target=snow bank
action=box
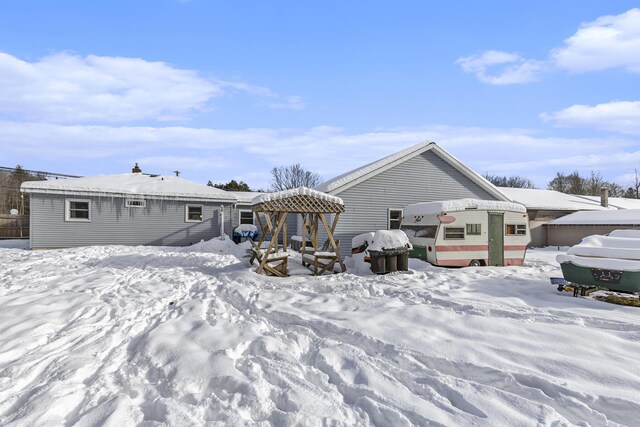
[368,230,413,251]
[252,187,343,206]
[1,245,640,426]
[404,198,526,217]
[0,239,29,250]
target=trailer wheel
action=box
[469,259,482,267]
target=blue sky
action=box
[1,1,639,190]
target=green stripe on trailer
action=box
[410,246,427,261]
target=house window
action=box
[185,204,203,222]
[125,199,146,208]
[239,209,254,225]
[388,209,403,230]
[444,227,465,239]
[505,224,527,235]
[466,224,481,235]
[65,199,91,222]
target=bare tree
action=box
[483,173,536,188]
[270,164,321,191]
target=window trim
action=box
[466,223,481,235]
[444,227,465,240]
[238,209,254,225]
[65,198,91,222]
[388,208,403,230]
[125,199,146,208]
[505,223,527,236]
[185,204,204,223]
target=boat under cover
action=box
[556,230,640,293]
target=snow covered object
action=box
[401,199,529,267]
[557,231,640,293]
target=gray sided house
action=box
[313,142,510,256]
[497,187,640,247]
[21,172,239,249]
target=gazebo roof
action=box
[251,187,345,213]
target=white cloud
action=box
[552,8,640,73]
[457,8,640,84]
[2,121,638,189]
[0,51,305,123]
[268,95,306,110]
[455,50,545,85]
[541,101,640,134]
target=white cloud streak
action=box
[457,8,640,84]
[455,51,546,85]
[2,121,637,189]
[0,51,305,123]
[541,101,640,135]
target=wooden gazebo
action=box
[250,187,346,276]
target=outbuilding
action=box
[546,210,640,246]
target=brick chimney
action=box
[132,163,142,173]
[600,187,609,208]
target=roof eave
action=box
[321,141,436,195]
[20,187,238,203]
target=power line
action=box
[0,166,81,179]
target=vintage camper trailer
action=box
[400,199,530,267]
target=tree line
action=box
[484,169,640,198]
[209,163,321,192]
[0,166,47,215]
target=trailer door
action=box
[488,212,504,266]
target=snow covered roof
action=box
[548,210,640,225]
[576,195,640,210]
[498,187,613,211]
[228,191,268,204]
[252,187,343,206]
[20,173,237,202]
[315,142,508,201]
[404,198,527,217]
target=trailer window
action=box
[505,224,527,235]
[401,225,438,238]
[466,224,481,235]
[444,227,465,240]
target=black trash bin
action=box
[368,250,386,274]
[369,247,410,274]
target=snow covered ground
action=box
[1,241,639,426]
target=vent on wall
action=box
[125,199,146,208]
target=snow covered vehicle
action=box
[400,199,530,267]
[556,230,640,293]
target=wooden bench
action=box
[249,241,289,277]
[302,239,342,275]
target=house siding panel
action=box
[30,194,223,248]
[332,150,498,256]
